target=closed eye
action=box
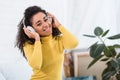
[44,16,49,22]
[35,20,42,27]
[37,23,42,26]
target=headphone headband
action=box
[22,17,26,28]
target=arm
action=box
[23,41,42,70]
[23,27,42,69]
[58,25,79,49]
[47,12,79,49]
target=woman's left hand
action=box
[47,12,61,28]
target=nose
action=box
[42,22,48,29]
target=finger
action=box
[23,28,32,38]
[47,12,56,24]
[26,28,38,38]
[47,12,55,18]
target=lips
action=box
[43,26,50,32]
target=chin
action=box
[42,32,52,37]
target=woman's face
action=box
[31,12,52,37]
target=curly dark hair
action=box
[15,6,61,58]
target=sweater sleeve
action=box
[23,41,42,70]
[58,25,79,49]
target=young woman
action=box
[16,6,78,80]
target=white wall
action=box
[67,0,120,48]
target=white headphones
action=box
[23,18,35,32]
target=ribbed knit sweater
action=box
[23,25,78,80]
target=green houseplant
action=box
[83,27,120,80]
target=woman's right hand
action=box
[23,27,40,41]
[47,12,61,28]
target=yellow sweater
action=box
[23,25,78,80]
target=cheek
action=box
[35,28,43,33]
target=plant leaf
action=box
[116,58,120,67]
[102,30,109,37]
[116,53,120,58]
[116,74,120,80]
[94,27,103,36]
[113,44,120,48]
[83,34,96,38]
[102,70,116,80]
[107,34,120,40]
[90,43,105,58]
[101,57,110,61]
[102,68,110,80]
[109,46,117,57]
[103,46,116,57]
[102,63,116,80]
[87,55,104,69]
[110,59,119,71]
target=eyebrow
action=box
[35,16,47,25]
[35,20,41,25]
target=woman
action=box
[16,5,78,80]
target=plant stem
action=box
[98,36,105,45]
[98,36,114,57]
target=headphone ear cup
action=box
[27,26,35,32]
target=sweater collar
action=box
[40,35,53,43]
